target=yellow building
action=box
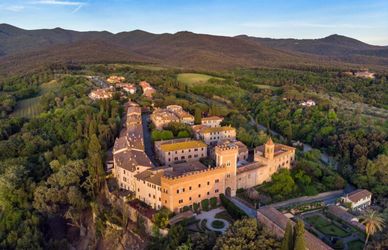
[154,138,207,165]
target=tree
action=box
[154,207,171,229]
[194,108,201,124]
[293,219,305,250]
[359,210,385,248]
[177,130,190,138]
[214,218,281,249]
[281,221,293,250]
[88,134,105,195]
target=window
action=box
[123,177,127,182]
[183,188,185,192]
[123,170,126,174]
[215,179,219,183]
[215,189,219,193]
[149,194,151,197]
[181,156,185,160]
[168,152,170,155]
[177,189,179,194]
[189,197,192,201]
[198,194,201,198]
[179,199,183,204]
[165,200,167,204]
[198,184,201,188]
[194,148,198,151]
[207,181,210,185]
[207,192,210,195]
[189,186,192,190]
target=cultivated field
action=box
[11,80,60,118]
[177,73,224,85]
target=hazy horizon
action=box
[2,22,387,47]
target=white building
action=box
[341,189,372,210]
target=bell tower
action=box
[264,137,275,160]
[215,143,238,197]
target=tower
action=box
[264,137,275,160]
[215,143,238,197]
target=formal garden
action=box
[301,212,365,250]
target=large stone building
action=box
[155,138,207,165]
[150,105,194,129]
[113,102,296,212]
[139,81,156,98]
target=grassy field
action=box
[255,84,281,91]
[305,215,349,237]
[177,73,224,85]
[11,80,60,118]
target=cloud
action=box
[31,0,86,13]
[0,5,25,12]
[32,0,85,6]
[242,21,373,29]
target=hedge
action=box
[210,197,218,209]
[219,194,247,220]
[201,199,210,211]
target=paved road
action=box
[227,196,257,218]
[141,113,158,166]
[195,207,230,233]
[270,190,345,209]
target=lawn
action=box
[305,215,349,237]
[11,80,60,118]
[347,240,364,250]
[211,220,225,229]
[255,84,281,91]
[177,73,224,85]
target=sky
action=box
[0,0,387,45]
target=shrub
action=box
[201,199,210,211]
[193,202,200,213]
[219,194,247,220]
[210,197,218,209]
[211,220,225,229]
[182,206,191,212]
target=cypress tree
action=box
[194,108,201,124]
[87,134,104,195]
[293,219,306,250]
[281,220,293,250]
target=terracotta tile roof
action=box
[346,189,372,203]
[237,162,266,174]
[115,149,153,172]
[134,169,164,186]
[163,161,208,178]
[159,140,207,152]
[327,205,365,231]
[201,116,223,121]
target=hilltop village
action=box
[89,75,377,250]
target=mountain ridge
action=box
[1,24,387,74]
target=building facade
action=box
[193,126,236,145]
[201,116,224,127]
[154,139,207,165]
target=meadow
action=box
[177,73,224,85]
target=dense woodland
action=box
[0,63,387,249]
